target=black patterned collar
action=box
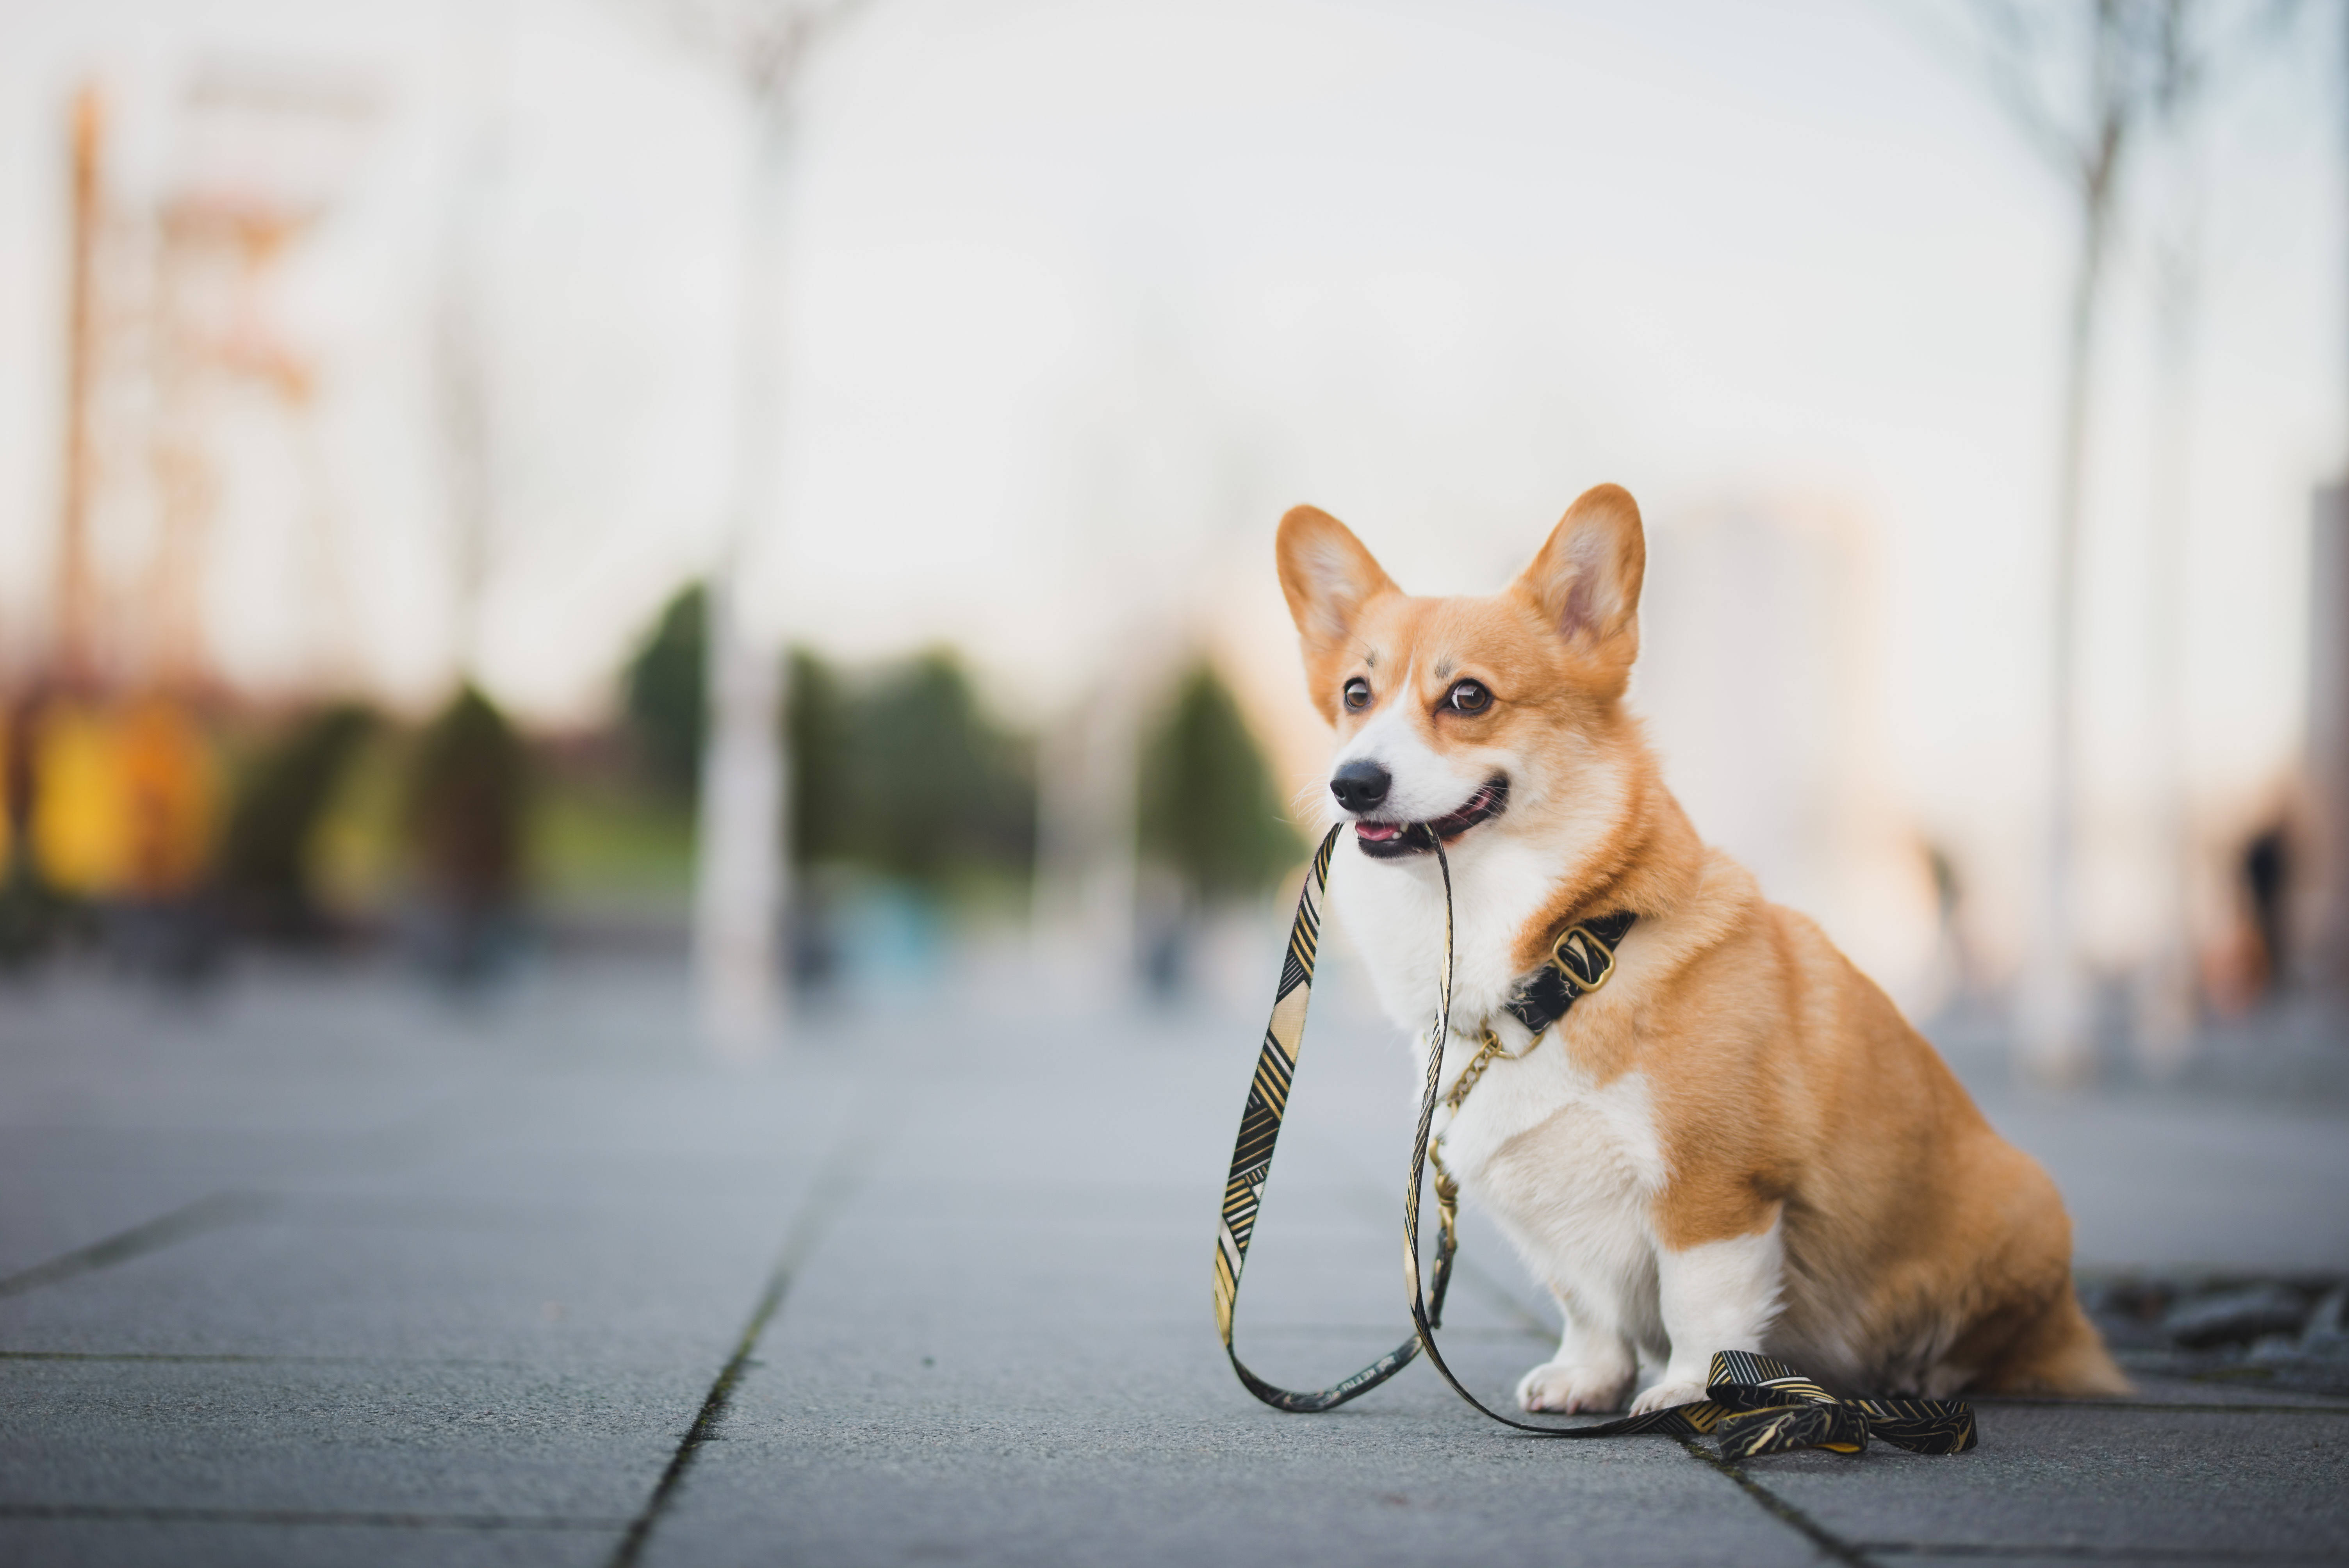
[1499,911,1637,1037]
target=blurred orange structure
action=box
[2,73,373,938]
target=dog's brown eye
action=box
[1342,678,1372,711]
[1447,679,1492,715]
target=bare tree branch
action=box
[651,0,874,108]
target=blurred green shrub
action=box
[621,585,1036,898]
[1138,661,1300,903]
[218,702,376,936]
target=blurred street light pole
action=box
[1964,0,2268,1082]
[442,3,512,690]
[665,0,865,1054]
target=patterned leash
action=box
[1214,824,1978,1458]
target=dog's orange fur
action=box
[1277,485,2127,1398]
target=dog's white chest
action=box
[1326,835,1558,1034]
[1436,1042,1668,1344]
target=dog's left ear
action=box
[1515,484,1645,692]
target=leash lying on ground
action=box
[1214,823,1978,1458]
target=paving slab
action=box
[1763,1401,2349,1562]
[0,1359,685,1517]
[0,1519,618,1568]
[1970,1091,2349,1272]
[3,958,2347,1567]
[0,1187,814,1364]
[638,1019,1807,1568]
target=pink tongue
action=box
[1355,822,1400,841]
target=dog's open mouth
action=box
[1353,775,1510,859]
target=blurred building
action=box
[1633,498,1941,1012]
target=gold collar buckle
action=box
[1549,923,1618,992]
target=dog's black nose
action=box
[1330,759,1392,814]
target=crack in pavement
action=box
[1676,1439,1878,1567]
[0,1502,629,1531]
[1346,1180,1897,1564]
[0,1193,272,1302]
[1861,1542,2345,1563]
[1349,1180,1884,1565]
[1971,1395,2349,1417]
[605,1119,880,1568]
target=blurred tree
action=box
[219,702,376,938]
[0,691,74,965]
[1138,661,1300,904]
[621,615,1035,896]
[832,650,1036,889]
[786,647,847,866]
[623,583,708,796]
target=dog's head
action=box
[1275,484,1645,860]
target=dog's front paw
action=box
[1515,1360,1635,1414]
[1628,1376,1709,1417]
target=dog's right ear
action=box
[1276,506,1397,663]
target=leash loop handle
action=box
[1214,826,1453,1412]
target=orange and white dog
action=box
[1276,484,2127,1414]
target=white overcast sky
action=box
[0,0,2341,847]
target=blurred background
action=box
[0,0,2344,1093]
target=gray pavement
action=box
[1,953,2345,1567]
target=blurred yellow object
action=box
[31,702,125,895]
[30,697,220,899]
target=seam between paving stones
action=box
[0,1503,629,1532]
[1675,1438,1879,1567]
[0,1192,273,1301]
[1347,1179,1888,1564]
[0,1350,545,1367]
[1972,1396,2349,1417]
[1344,1181,2347,1560]
[605,1118,879,1568]
[1860,1541,2349,1563]
[1340,1183,1886,1565]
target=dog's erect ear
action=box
[1276,506,1398,661]
[1515,484,1645,689]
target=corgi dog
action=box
[1274,484,2127,1414]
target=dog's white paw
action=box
[1628,1376,1709,1417]
[1515,1361,1635,1414]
